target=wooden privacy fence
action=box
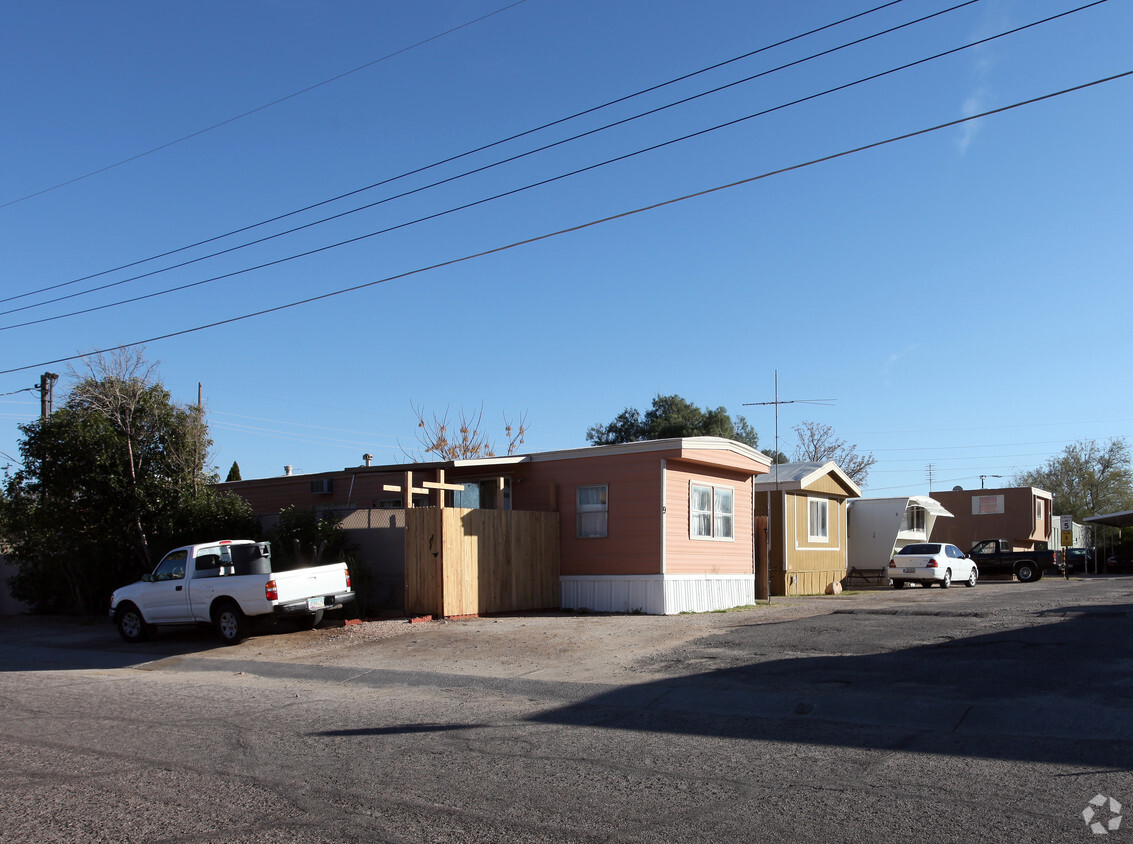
[405,508,560,618]
[754,515,769,600]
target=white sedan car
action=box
[888,542,978,589]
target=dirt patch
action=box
[244,600,839,684]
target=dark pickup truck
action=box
[967,539,1062,582]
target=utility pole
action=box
[194,382,203,496]
[744,372,835,601]
[38,372,59,418]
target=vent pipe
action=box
[363,453,373,467]
[284,465,293,476]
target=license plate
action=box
[903,568,916,574]
[307,596,325,611]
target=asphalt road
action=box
[1,576,1131,843]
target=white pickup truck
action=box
[110,539,354,645]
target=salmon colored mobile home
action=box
[219,437,770,616]
[508,437,770,614]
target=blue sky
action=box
[1,0,1130,497]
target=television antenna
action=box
[743,370,835,600]
[743,371,835,467]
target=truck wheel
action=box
[966,568,978,587]
[115,604,150,643]
[1015,562,1039,583]
[940,569,952,589]
[294,610,324,630]
[892,580,906,589]
[212,602,247,645]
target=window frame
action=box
[903,505,926,532]
[689,482,735,542]
[807,496,830,542]
[576,484,609,539]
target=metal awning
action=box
[1083,510,1133,529]
[909,495,954,518]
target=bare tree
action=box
[67,348,210,565]
[792,420,876,487]
[68,350,157,564]
[405,403,527,461]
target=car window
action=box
[898,543,939,555]
[152,550,187,581]
[195,552,222,578]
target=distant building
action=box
[927,486,1053,552]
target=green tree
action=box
[0,353,256,614]
[266,506,352,566]
[226,461,242,482]
[791,420,876,487]
[762,447,791,465]
[1013,438,1133,522]
[587,407,644,446]
[586,394,761,450]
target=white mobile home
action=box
[846,496,953,582]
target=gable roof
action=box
[751,461,862,498]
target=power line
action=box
[209,421,403,452]
[2,1,1105,333]
[0,0,927,309]
[871,452,1065,467]
[1,67,1127,377]
[870,438,1077,453]
[0,0,532,212]
[210,410,404,442]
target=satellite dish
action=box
[952,485,963,491]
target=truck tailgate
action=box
[273,563,350,603]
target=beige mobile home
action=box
[752,461,861,596]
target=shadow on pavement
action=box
[530,603,1133,768]
[0,615,231,671]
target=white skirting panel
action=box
[663,574,755,614]
[560,574,755,615]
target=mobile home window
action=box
[577,485,608,538]
[690,483,734,540]
[902,505,926,532]
[973,495,1004,515]
[808,497,829,541]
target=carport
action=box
[1082,510,1133,572]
